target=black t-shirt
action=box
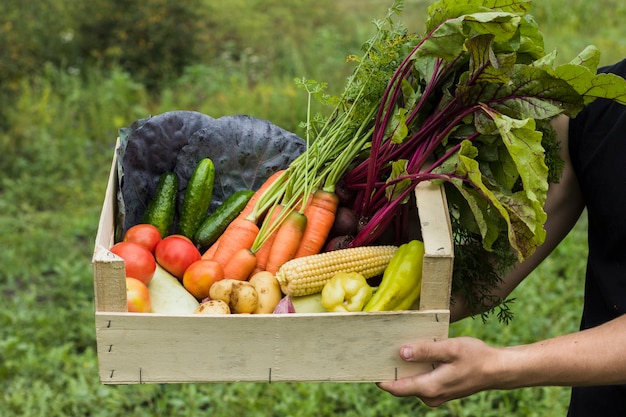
[567,59,626,416]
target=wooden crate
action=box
[92,148,454,384]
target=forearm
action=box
[378,314,626,405]
[496,314,626,388]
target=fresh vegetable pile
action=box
[112,0,626,319]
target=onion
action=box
[273,296,295,314]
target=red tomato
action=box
[183,259,224,300]
[123,224,162,253]
[168,234,194,244]
[126,277,152,313]
[155,235,201,280]
[110,241,156,284]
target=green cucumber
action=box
[143,171,178,238]
[178,158,215,239]
[194,189,255,250]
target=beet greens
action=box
[242,0,626,320]
[276,0,626,320]
[338,0,626,263]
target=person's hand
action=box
[377,337,505,407]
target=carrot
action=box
[293,192,313,213]
[242,169,286,222]
[265,210,307,274]
[222,248,258,281]
[211,217,260,268]
[251,204,284,274]
[201,236,220,259]
[294,190,340,258]
[201,170,285,263]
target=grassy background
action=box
[1,0,624,415]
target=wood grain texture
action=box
[92,142,126,313]
[95,310,449,384]
[415,181,454,311]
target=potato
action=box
[249,271,282,314]
[194,299,230,315]
[209,279,258,314]
[229,281,258,314]
[208,279,235,304]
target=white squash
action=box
[148,264,200,314]
[290,293,328,313]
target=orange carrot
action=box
[222,248,258,281]
[201,236,221,259]
[294,190,339,258]
[202,170,285,263]
[251,204,284,274]
[211,217,260,268]
[293,192,312,213]
[265,210,307,274]
[241,169,286,221]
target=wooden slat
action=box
[95,310,449,384]
[415,181,454,311]
[92,142,126,313]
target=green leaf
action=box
[553,51,626,106]
[477,137,519,192]
[385,159,412,202]
[388,107,409,144]
[491,114,548,203]
[461,65,584,120]
[447,111,549,261]
[451,141,503,251]
[400,77,421,110]
[419,11,522,61]
[466,34,516,83]
[425,0,532,32]
[516,14,546,60]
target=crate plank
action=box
[96,310,449,384]
[415,181,454,311]
[93,147,126,313]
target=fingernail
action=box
[400,346,412,360]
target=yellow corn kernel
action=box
[275,245,398,297]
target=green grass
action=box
[0,0,621,415]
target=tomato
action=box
[168,234,194,244]
[126,277,152,313]
[155,235,202,280]
[123,224,162,253]
[183,259,225,300]
[110,241,156,284]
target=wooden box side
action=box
[95,310,449,384]
[92,143,127,313]
[415,181,454,311]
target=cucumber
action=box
[143,172,178,238]
[178,158,215,239]
[194,189,255,250]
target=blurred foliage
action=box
[0,0,623,415]
[0,0,349,93]
[70,0,204,90]
[0,0,74,88]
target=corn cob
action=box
[275,245,398,297]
